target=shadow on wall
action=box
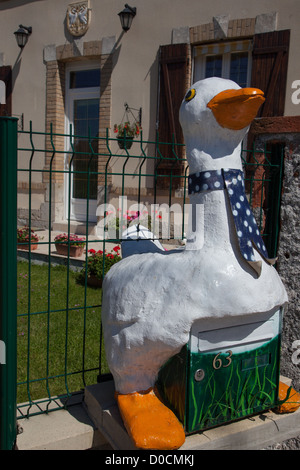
[143,50,159,189]
[11,50,22,96]
[0,0,44,10]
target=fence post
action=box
[0,117,18,450]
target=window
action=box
[0,80,5,104]
[205,55,222,79]
[193,40,252,88]
[72,98,100,200]
[70,69,100,89]
[0,66,12,116]
[230,52,249,88]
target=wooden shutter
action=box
[251,30,290,117]
[0,66,12,117]
[157,44,190,189]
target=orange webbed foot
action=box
[277,381,300,413]
[116,388,185,450]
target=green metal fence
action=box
[241,142,284,259]
[0,118,18,450]
[0,118,284,448]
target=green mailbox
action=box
[157,308,282,434]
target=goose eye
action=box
[185,88,196,102]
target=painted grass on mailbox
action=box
[189,340,279,431]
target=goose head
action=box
[179,77,265,173]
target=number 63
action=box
[212,350,233,370]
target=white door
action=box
[65,63,100,222]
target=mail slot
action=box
[156,308,282,434]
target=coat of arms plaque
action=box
[66,1,91,37]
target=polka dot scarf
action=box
[188,168,271,265]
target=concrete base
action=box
[84,378,300,451]
[16,394,112,450]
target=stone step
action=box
[53,221,97,235]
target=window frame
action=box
[193,40,253,87]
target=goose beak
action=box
[207,88,265,130]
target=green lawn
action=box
[17,261,109,405]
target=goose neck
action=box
[186,186,234,251]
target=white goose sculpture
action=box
[101,77,288,449]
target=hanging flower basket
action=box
[54,233,86,258]
[114,121,141,150]
[117,136,134,149]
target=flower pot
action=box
[55,243,85,257]
[18,243,38,251]
[117,137,134,149]
[87,274,103,288]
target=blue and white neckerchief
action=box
[188,168,274,274]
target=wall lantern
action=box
[118,4,136,32]
[14,25,32,49]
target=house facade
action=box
[0,0,299,232]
